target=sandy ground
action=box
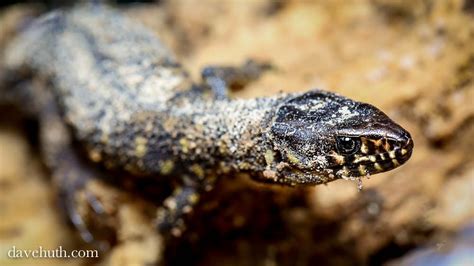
[0,1,473,265]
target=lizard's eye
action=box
[336,136,361,155]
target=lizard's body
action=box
[0,4,413,245]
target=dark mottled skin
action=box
[0,5,413,243]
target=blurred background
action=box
[0,0,473,265]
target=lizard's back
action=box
[4,4,193,141]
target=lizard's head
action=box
[266,90,413,185]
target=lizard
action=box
[0,4,413,246]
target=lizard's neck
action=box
[166,96,285,175]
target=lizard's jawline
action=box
[331,145,413,178]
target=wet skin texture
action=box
[0,5,413,243]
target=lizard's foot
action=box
[155,185,201,237]
[57,171,164,263]
[55,165,120,250]
[201,59,274,100]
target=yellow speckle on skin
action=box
[353,156,369,163]
[342,166,350,175]
[286,151,300,165]
[218,162,232,173]
[100,133,109,143]
[88,149,102,162]
[188,193,199,204]
[358,164,367,176]
[163,118,177,132]
[145,121,153,132]
[238,162,251,170]
[190,164,205,179]
[264,150,274,165]
[389,151,396,159]
[360,143,369,154]
[195,123,204,133]
[392,159,400,167]
[134,136,148,157]
[182,205,192,214]
[374,163,383,171]
[218,141,228,155]
[401,149,407,155]
[160,160,174,175]
[263,169,278,181]
[164,198,177,210]
[369,155,377,162]
[179,138,189,153]
[171,228,182,237]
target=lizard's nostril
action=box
[405,138,414,150]
[394,129,412,149]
